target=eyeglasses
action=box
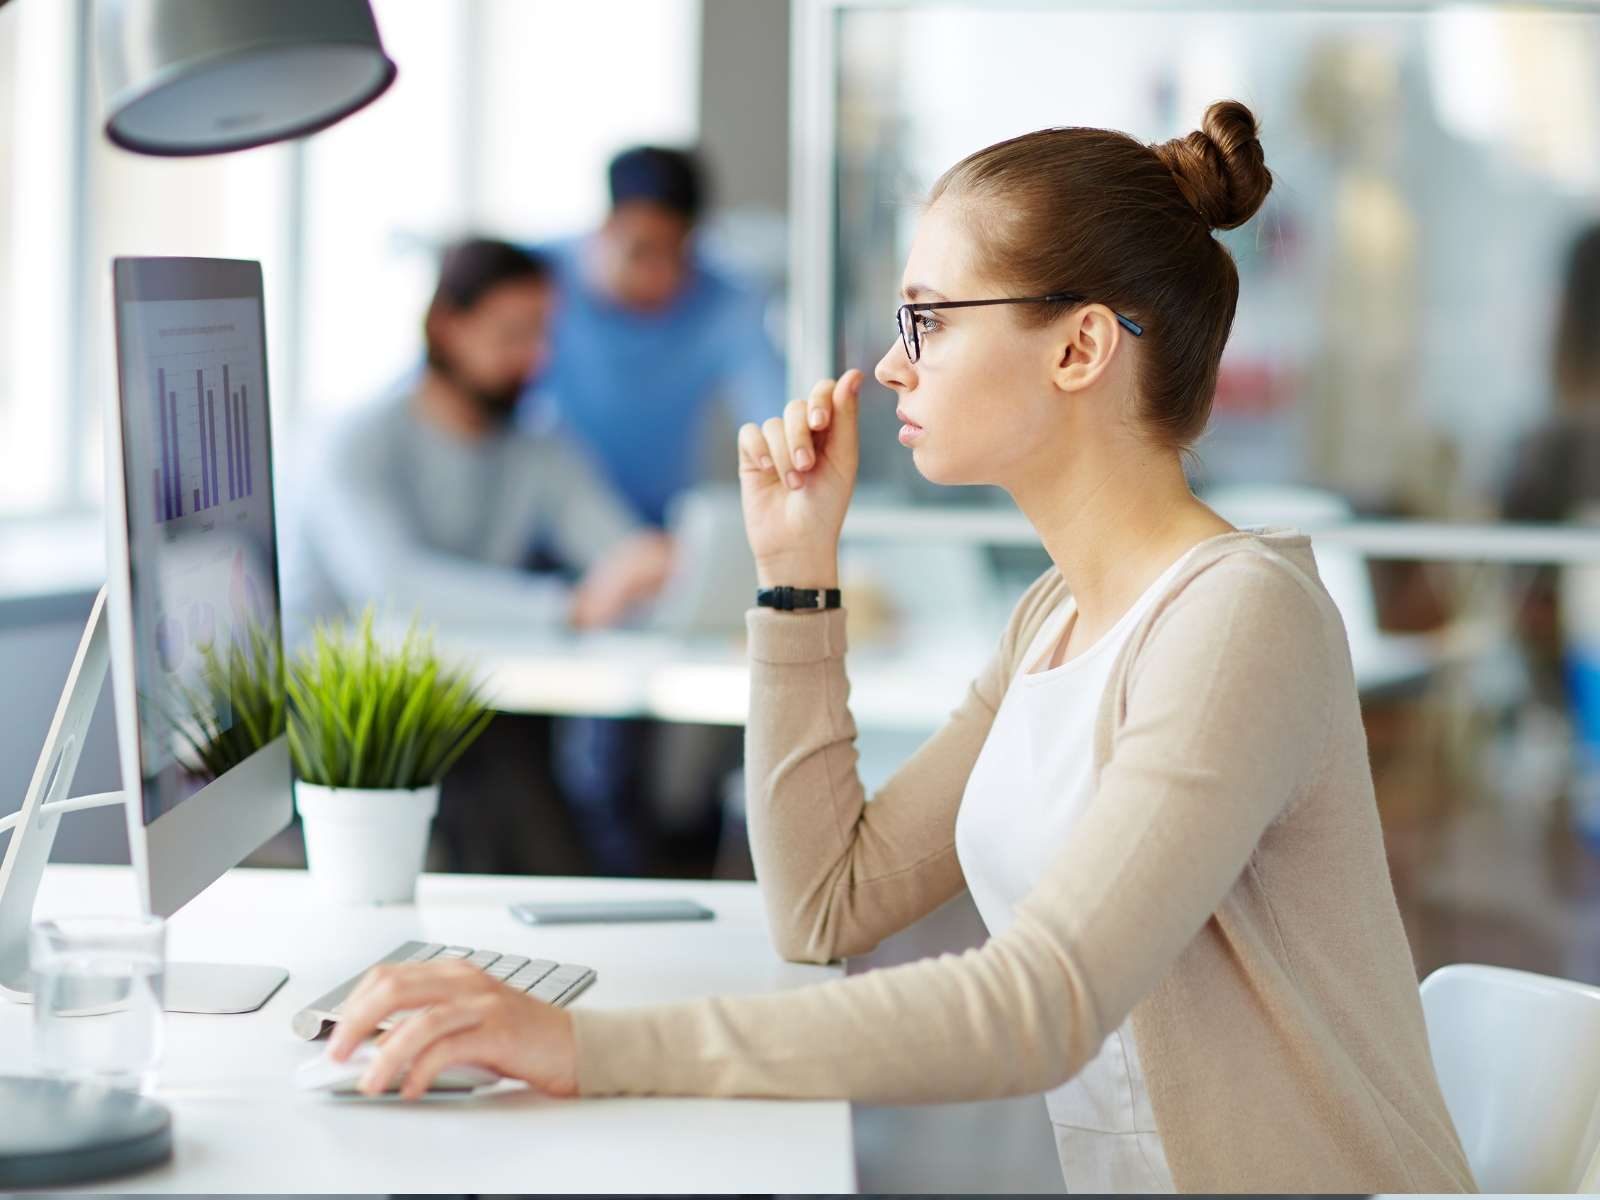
[895,293,1144,364]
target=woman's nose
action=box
[874,337,912,393]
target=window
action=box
[295,1,470,420]
[816,4,1600,519]
[296,0,701,418]
[0,0,80,516]
[0,0,702,521]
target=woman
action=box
[327,101,1475,1193]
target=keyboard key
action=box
[465,950,501,970]
[405,943,445,963]
[505,960,558,991]
[530,968,590,1004]
[485,955,529,980]
[435,945,473,959]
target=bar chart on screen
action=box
[131,299,264,528]
[151,360,259,524]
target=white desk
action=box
[0,865,855,1193]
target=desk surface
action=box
[1,866,854,1193]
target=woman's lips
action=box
[897,408,924,446]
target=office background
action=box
[6,0,1600,1190]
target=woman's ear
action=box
[1050,305,1123,395]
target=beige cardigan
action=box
[571,529,1476,1193]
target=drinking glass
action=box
[30,915,166,1093]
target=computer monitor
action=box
[106,257,294,919]
[0,257,292,1013]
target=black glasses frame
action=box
[896,292,1144,364]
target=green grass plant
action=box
[286,609,494,790]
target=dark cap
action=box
[608,146,706,221]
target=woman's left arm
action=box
[334,554,1336,1103]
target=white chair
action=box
[1419,963,1600,1191]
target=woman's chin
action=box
[909,445,969,487]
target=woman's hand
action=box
[325,960,579,1101]
[736,370,863,588]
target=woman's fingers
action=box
[359,997,487,1096]
[737,421,773,476]
[808,377,832,431]
[785,396,816,474]
[396,1028,492,1102]
[761,417,800,489]
[741,374,861,491]
[328,959,482,1060]
[833,368,862,414]
[825,370,863,471]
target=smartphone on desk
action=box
[509,898,715,925]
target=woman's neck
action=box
[1009,443,1233,646]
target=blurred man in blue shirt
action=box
[523,147,785,876]
[523,145,785,526]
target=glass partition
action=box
[813,3,1600,523]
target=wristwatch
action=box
[756,586,841,612]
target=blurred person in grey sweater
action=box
[282,238,671,874]
[286,237,670,645]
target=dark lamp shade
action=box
[96,0,397,156]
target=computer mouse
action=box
[295,1039,501,1096]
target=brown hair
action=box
[928,99,1272,449]
[424,236,550,361]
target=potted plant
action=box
[286,610,494,904]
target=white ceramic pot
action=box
[294,781,439,905]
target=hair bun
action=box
[1153,100,1272,231]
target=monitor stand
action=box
[0,587,287,1015]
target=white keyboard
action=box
[290,939,597,1040]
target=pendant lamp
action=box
[96,0,396,156]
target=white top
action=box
[955,550,1198,1193]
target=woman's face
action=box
[874,197,1074,489]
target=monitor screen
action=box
[113,262,282,827]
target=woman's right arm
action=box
[735,371,1055,962]
[743,573,1057,964]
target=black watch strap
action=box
[756,586,841,612]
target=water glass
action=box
[30,915,166,1093]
